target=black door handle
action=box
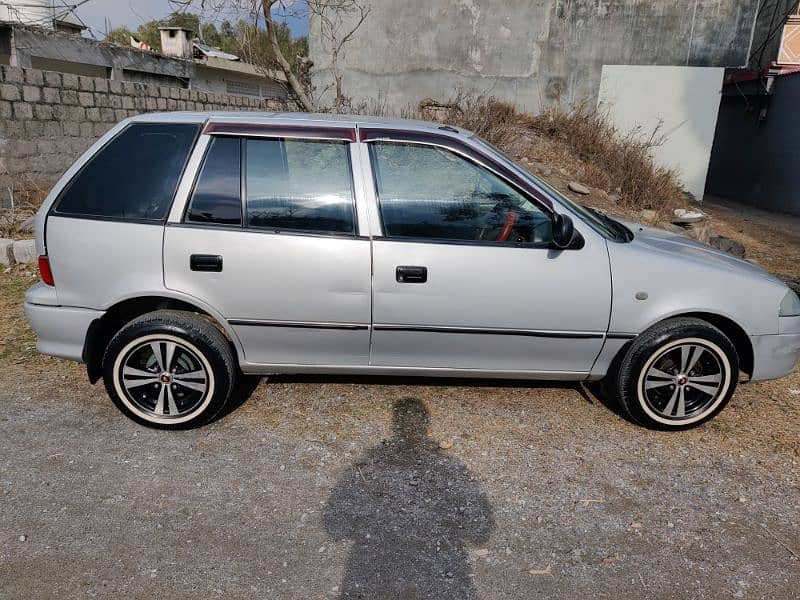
[190,254,223,272]
[396,265,427,283]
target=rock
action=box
[18,534,27,542]
[19,216,35,233]
[473,548,490,557]
[568,181,591,195]
[438,439,453,450]
[11,239,37,264]
[672,208,708,224]
[662,223,688,236]
[709,236,746,259]
[0,238,13,265]
[638,209,658,223]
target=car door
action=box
[163,124,372,367]
[362,134,612,376]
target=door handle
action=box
[190,254,223,272]
[396,265,427,283]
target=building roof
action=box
[194,41,239,61]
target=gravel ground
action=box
[1,354,798,599]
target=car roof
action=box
[128,111,472,138]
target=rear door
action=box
[362,134,612,376]
[163,123,372,367]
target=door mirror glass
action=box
[552,213,577,249]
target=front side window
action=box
[245,138,355,234]
[54,123,199,221]
[369,142,552,245]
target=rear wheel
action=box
[103,310,236,429]
[614,318,738,429]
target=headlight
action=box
[780,289,800,317]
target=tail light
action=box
[38,255,54,286]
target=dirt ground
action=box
[1,201,799,599]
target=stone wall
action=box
[0,65,291,194]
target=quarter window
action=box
[186,136,242,225]
[245,138,355,234]
[54,123,199,221]
[369,142,552,244]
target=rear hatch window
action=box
[52,123,200,221]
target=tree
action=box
[308,0,370,112]
[168,0,370,112]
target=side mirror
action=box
[552,213,577,249]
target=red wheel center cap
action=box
[677,375,688,386]
[160,373,172,384]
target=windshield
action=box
[469,136,631,242]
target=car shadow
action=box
[322,397,495,599]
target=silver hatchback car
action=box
[24,112,800,430]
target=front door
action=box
[164,130,371,367]
[365,139,611,375]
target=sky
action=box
[74,0,309,40]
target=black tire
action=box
[613,317,739,430]
[102,310,236,429]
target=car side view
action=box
[24,112,800,430]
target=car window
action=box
[369,141,552,244]
[54,123,199,221]
[186,136,242,225]
[245,138,355,235]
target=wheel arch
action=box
[636,311,753,379]
[83,294,242,383]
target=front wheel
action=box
[614,318,739,430]
[103,310,236,429]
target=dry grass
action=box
[392,94,688,220]
[0,179,49,239]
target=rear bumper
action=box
[750,332,800,381]
[24,299,103,363]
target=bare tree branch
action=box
[262,0,316,111]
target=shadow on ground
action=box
[322,397,495,598]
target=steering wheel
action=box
[496,208,518,242]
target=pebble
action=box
[438,439,453,450]
[18,534,27,542]
[568,181,591,195]
[473,548,490,557]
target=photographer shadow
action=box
[323,397,495,599]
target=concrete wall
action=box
[706,73,800,215]
[310,0,761,113]
[0,65,290,192]
[597,65,725,200]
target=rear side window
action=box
[245,138,355,234]
[186,136,242,225]
[53,123,200,221]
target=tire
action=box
[102,310,237,429]
[614,317,738,430]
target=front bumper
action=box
[24,296,103,363]
[750,317,800,381]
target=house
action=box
[706,10,800,215]
[0,21,287,100]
